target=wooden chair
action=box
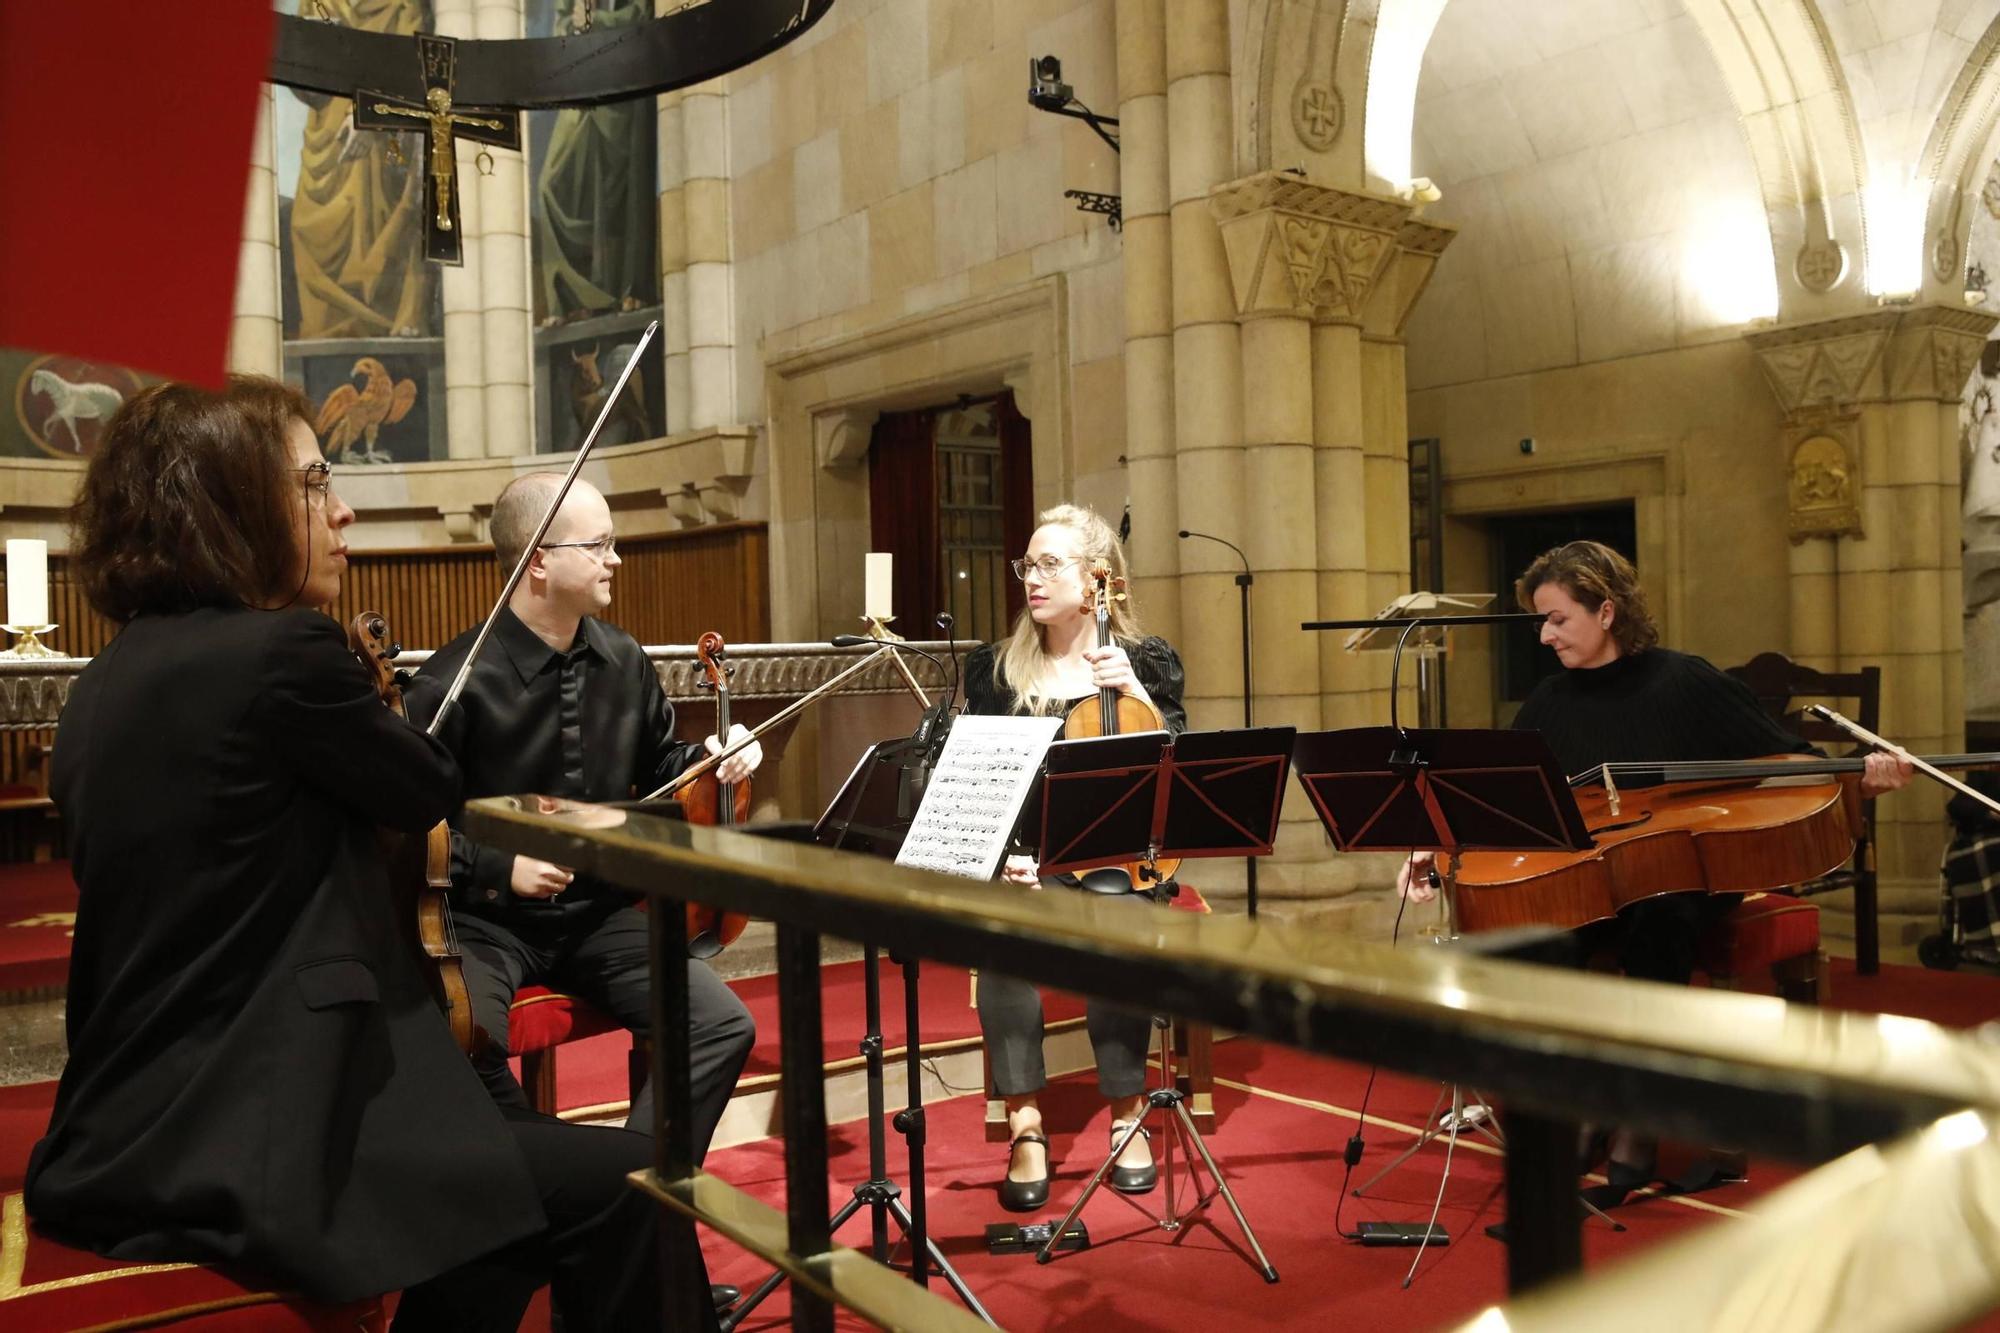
[1722,652,1883,975]
[0,1191,386,1330]
[509,986,646,1118]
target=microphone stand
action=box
[1179,529,1257,918]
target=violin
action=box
[677,631,751,958]
[349,612,481,1054]
[1452,745,2000,935]
[1060,560,1181,890]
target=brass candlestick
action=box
[862,614,904,642]
[0,624,60,659]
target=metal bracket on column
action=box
[1063,190,1122,232]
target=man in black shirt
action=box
[407,474,759,1171]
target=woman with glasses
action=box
[28,378,692,1329]
[963,503,1187,1211]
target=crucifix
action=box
[353,34,520,265]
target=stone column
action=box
[227,87,282,376]
[1165,0,1242,735]
[434,0,488,457]
[1210,174,1444,903]
[681,80,736,432]
[476,0,534,456]
[658,89,692,436]
[1117,0,1179,648]
[1749,305,1994,942]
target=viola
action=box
[1452,748,2000,935]
[349,612,481,1054]
[677,631,752,958]
[1060,560,1181,890]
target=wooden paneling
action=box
[1,523,769,860]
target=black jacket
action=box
[28,607,543,1302]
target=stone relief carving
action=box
[1795,239,1848,293]
[1786,430,1861,540]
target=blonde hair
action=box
[1514,540,1659,656]
[995,504,1143,715]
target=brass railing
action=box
[465,798,2000,1333]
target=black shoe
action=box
[1000,1131,1051,1212]
[712,1284,741,1312]
[1108,1122,1156,1195]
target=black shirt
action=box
[1513,647,1813,776]
[405,607,704,925]
[962,636,1188,734]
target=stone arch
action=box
[1677,0,1869,314]
[1916,17,2000,306]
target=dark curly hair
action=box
[1514,540,1660,656]
[71,377,314,623]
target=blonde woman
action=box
[960,504,1186,1212]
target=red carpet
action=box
[0,861,74,996]
[5,961,2000,1330]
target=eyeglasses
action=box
[295,462,334,507]
[540,534,618,560]
[1010,555,1080,582]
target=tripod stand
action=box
[723,944,993,1328]
[1345,853,1623,1287]
[1034,1013,1278,1280]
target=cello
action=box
[676,630,752,958]
[1451,734,2000,935]
[1059,559,1182,891]
[349,611,481,1053]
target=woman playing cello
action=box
[962,503,1187,1212]
[1401,540,1911,1187]
[27,378,703,1330]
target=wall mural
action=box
[276,0,446,464]
[527,0,664,453]
[0,352,155,460]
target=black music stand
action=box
[722,738,996,1329]
[1290,725,1601,1284]
[1034,726,1297,882]
[1020,727,1295,1278]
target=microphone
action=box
[934,611,962,712]
[828,634,956,749]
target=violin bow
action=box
[423,321,659,738]
[1807,705,2000,819]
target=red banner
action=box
[0,3,276,387]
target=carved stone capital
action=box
[1209,172,1415,323]
[1884,305,1998,403]
[1745,311,1900,415]
[1747,305,1999,414]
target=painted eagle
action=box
[316,357,418,463]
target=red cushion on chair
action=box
[507,986,623,1056]
[1698,892,1821,977]
[0,1193,386,1332]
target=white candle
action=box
[864,552,894,621]
[6,540,48,628]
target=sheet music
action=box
[894,714,1063,880]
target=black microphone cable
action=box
[1331,851,1423,1240]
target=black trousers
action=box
[391,1105,714,1332]
[457,903,756,1156]
[1580,893,1743,985]
[977,885,1154,1100]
